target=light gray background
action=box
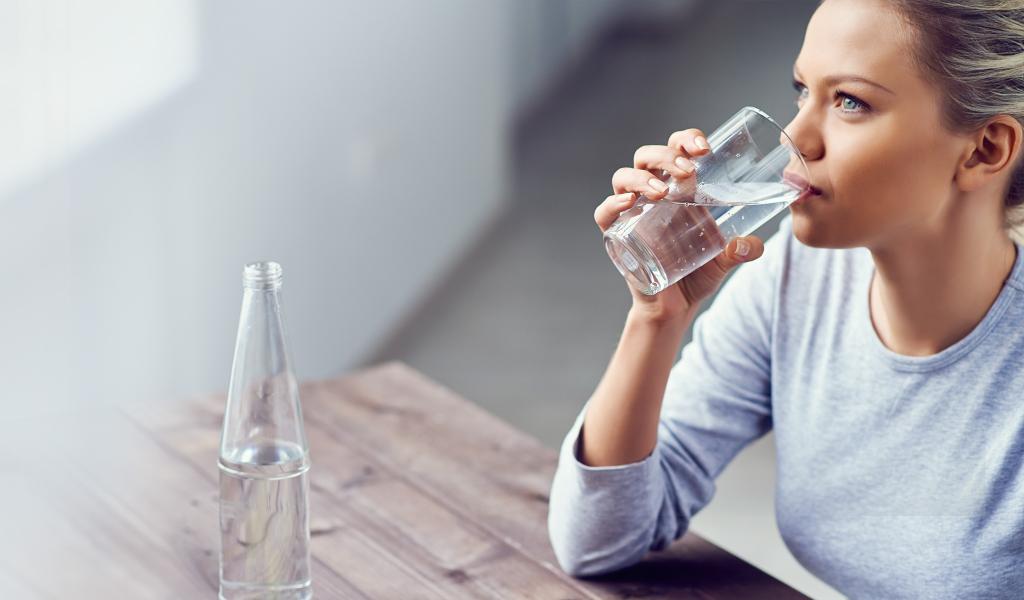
[1,1,841,597]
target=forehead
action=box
[797,0,918,82]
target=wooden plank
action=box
[0,406,368,600]
[308,424,605,599]
[120,411,373,600]
[132,389,598,599]
[296,362,808,599]
[114,361,807,599]
[0,409,219,599]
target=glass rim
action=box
[651,105,812,206]
[740,105,810,187]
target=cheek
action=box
[832,136,910,209]
[828,130,950,234]
[791,130,943,248]
[791,136,904,247]
[791,110,961,249]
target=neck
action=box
[868,206,1017,357]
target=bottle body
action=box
[219,262,312,600]
[219,444,311,600]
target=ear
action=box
[957,115,1023,195]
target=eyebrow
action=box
[792,63,895,95]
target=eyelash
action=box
[791,80,871,114]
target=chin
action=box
[789,208,830,247]
[790,208,843,248]
[789,208,864,249]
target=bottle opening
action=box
[243,261,283,289]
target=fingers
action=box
[614,129,708,201]
[667,128,712,157]
[600,127,713,232]
[633,145,697,180]
[594,192,637,231]
[611,167,673,200]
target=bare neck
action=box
[868,209,1017,357]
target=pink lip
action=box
[794,187,817,203]
[783,171,822,195]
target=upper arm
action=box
[653,218,788,520]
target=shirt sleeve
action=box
[547,216,790,577]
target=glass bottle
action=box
[218,261,312,600]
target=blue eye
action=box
[839,95,867,112]
[791,80,870,114]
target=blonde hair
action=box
[827,0,1024,243]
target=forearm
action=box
[579,306,695,467]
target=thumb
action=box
[710,236,765,275]
[679,235,765,305]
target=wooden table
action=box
[0,363,806,599]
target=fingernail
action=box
[618,192,636,204]
[735,238,750,257]
[648,178,668,192]
[695,137,711,151]
[675,156,695,173]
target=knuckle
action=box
[709,255,732,278]
[670,128,701,142]
[633,145,657,163]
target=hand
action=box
[595,128,765,323]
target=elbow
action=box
[552,549,587,578]
[548,518,644,578]
[560,561,599,579]
[551,546,623,578]
[548,509,684,579]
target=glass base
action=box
[604,233,666,296]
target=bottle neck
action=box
[221,263,307,461]
[243,261,283,290]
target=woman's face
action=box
[783,0,967,249]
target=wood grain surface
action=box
[0,362,807,599]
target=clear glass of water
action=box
[604,106,810,295]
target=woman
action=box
[547,0,1024,597]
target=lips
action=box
[783,171,822,195]
[794,187,818,203]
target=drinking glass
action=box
[604,106,810,295]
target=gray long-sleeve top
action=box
[548,215,1024,598]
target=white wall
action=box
[507,0,699,116]
[0,0,647,415]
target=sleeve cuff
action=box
[559,401,662,491]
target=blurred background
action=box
[1,0,840,597]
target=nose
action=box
[779,108,822,162]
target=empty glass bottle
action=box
[219,261,312,600]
